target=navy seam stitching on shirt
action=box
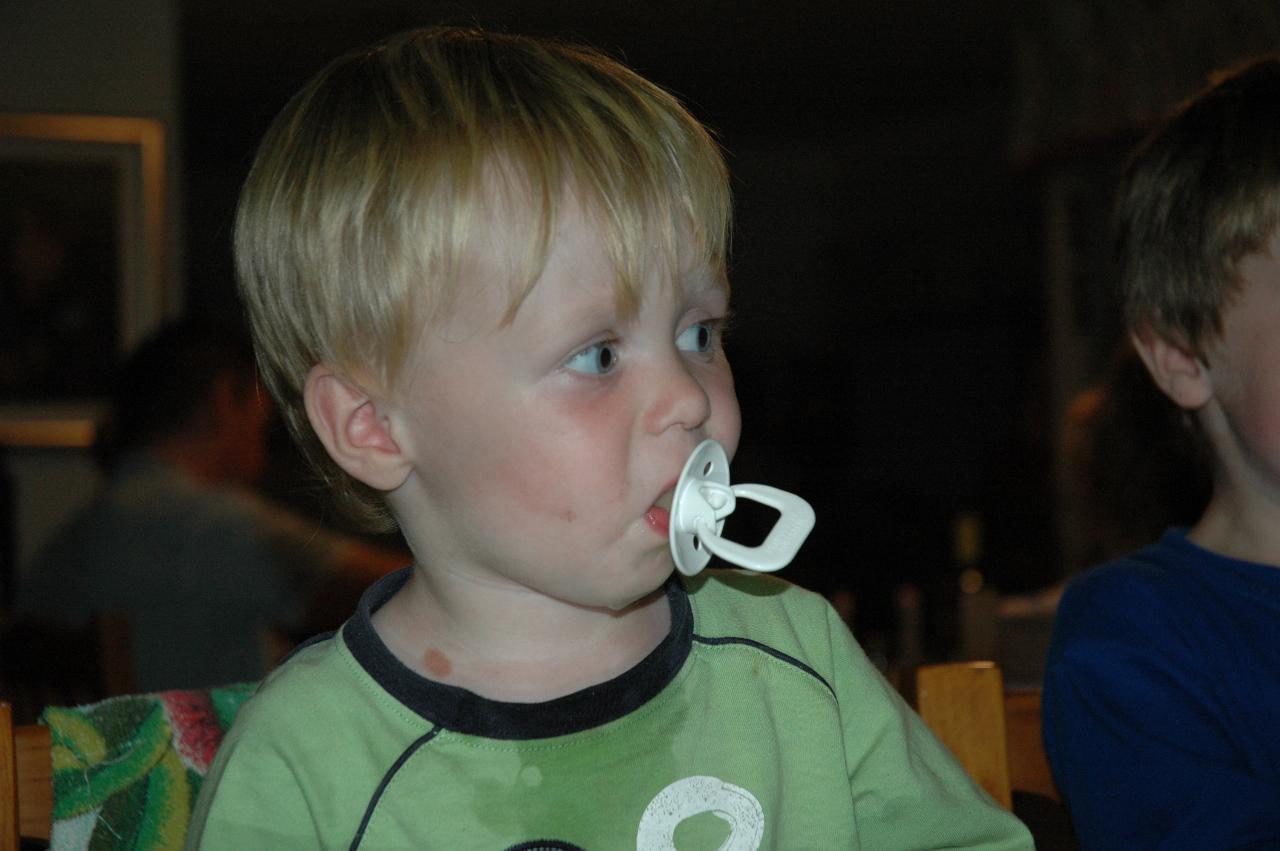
[349,726,442,851]
[692,634,836,699]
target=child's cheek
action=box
[494,405,632,525]
[706,370,743,459]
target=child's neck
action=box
[1188,482,1280,567]
[370,566,673,702]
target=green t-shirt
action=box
[187,569,1031,850]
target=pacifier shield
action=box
[669,440,732,576]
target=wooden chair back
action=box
[0,701,53,850]
[914,660,1058,808]
[1003,687,1057,801]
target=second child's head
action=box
[1120,56,1280,502]
[235,27,741,603]
[1117,57,1280,359]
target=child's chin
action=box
[603,573,672,613]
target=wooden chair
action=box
[0,701,52,850]
[914,660,1058,809]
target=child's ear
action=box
[1130,327,1213,410]
[304,365,412,491]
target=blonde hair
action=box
[235,26,732,531]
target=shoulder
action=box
[682,570,857,696]
[680,576,1029,848]
[1055,532,1196,633]
[684,569,830,624]
[193,629,426,844]
[219,637,346,744]
[212,629,403,771]
[1046,532,1213,694]
[230,628,404,734]
[188,646,343,847]
[684,569,839,650]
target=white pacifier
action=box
[669,439,816,576]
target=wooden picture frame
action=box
[0,114,167,448]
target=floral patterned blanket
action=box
[40,682,255,850]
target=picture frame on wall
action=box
[0,113,167,448]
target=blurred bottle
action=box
[954,509,998,661]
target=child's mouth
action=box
[645,486,676,536]
[645,505,671,536]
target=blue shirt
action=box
[1043,529,1280,849]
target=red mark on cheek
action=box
[423,648,452,679]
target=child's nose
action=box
[644,355,712,435]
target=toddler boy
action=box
[1044,57,1280,848]
[188,27,1031,849]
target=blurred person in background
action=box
[18,318,406,690]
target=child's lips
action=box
[646,483,677,536]
[646,505,671,536]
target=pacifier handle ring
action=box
[693,484,816,573]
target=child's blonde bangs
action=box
[470,37,733,325]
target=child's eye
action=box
[677,322,715,354]
[565,342,618,375]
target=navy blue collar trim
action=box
[343,568,692,740]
